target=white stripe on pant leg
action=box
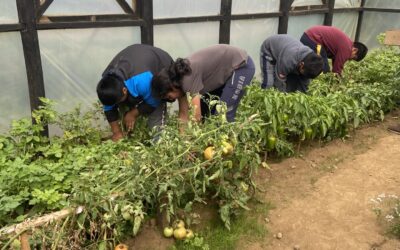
[231,71,236,85]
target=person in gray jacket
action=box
[260,34,323,93]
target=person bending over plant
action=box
[260,34,324,93]
[300,25,368,75]
[151,44,255,124]
[97,44,173,141]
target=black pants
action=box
[286,74,310,93]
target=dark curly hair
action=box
[152,58,192,99]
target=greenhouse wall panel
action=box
[360,12,400,48]
[44,0,129,16]
[154,22,219,59]
[153,0,220,18]
[334,0,361,8]
[332,12,358,40]
[287,14,325,39]
[231,0,279,14]
[0,32,30,131]
[365,0,400,9]
[230,18,279,79]
[38,27,141,113]
[292,0,323,7]
[0,0,18,24]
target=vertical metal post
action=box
[278,0,293,34]
[323,0,335,26]
[16,0,48,136]
[219,0,232,44]
[355,0,366,42]
[137,0,154,45]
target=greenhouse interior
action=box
[0,0,400,249]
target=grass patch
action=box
[171,202,272,250]
[372,194,400,239]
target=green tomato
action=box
[11,239,21,250]
[163,227,174,238]
[174,219,185,229]
[305,128,313,140]
[267,136,277,150]
[173,227,187,240]
[277,126,285,136]
[186,229,194,239]
[282,114,289,122]
[122,211,131,221]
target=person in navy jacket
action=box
[96,44,173,141]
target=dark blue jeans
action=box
[300,32,330,73]
[201,56,255,122]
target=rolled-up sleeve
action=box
[103,105,119,122]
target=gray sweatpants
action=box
[260,52,286,91]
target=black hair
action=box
[96,73,125,106]
[353,42,368,61]
[302,53,323,79]
[152,58,192,99]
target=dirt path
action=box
[250,118,400,250]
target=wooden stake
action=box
[20,232,31,250]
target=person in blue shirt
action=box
[96,44,173,141]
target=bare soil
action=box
[245,114,400,250]
[127,114,400,250]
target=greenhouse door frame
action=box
[1,0,400,135]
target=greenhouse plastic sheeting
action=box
[230,18,279,79]
[45,0,131,16]
[0,32,31,131]
[154,22,219,113]
[360,12,400,48]
[332,13,358,40]
[153,0,220,18]
[292,0,323,7]
[154,22,219,59]
[0,0,18,24]
[334,0,361,8]
[365,0,400,9]
[231,0,279,14]
[38,27,141,114]
[287,15,324,39]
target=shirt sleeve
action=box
[103,105,119,122]
[332,51,350,75]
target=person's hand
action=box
[112,131,124,142]
[124,109,138,132]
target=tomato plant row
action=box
[0,46,399,248]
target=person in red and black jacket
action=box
[300,25,368,75]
